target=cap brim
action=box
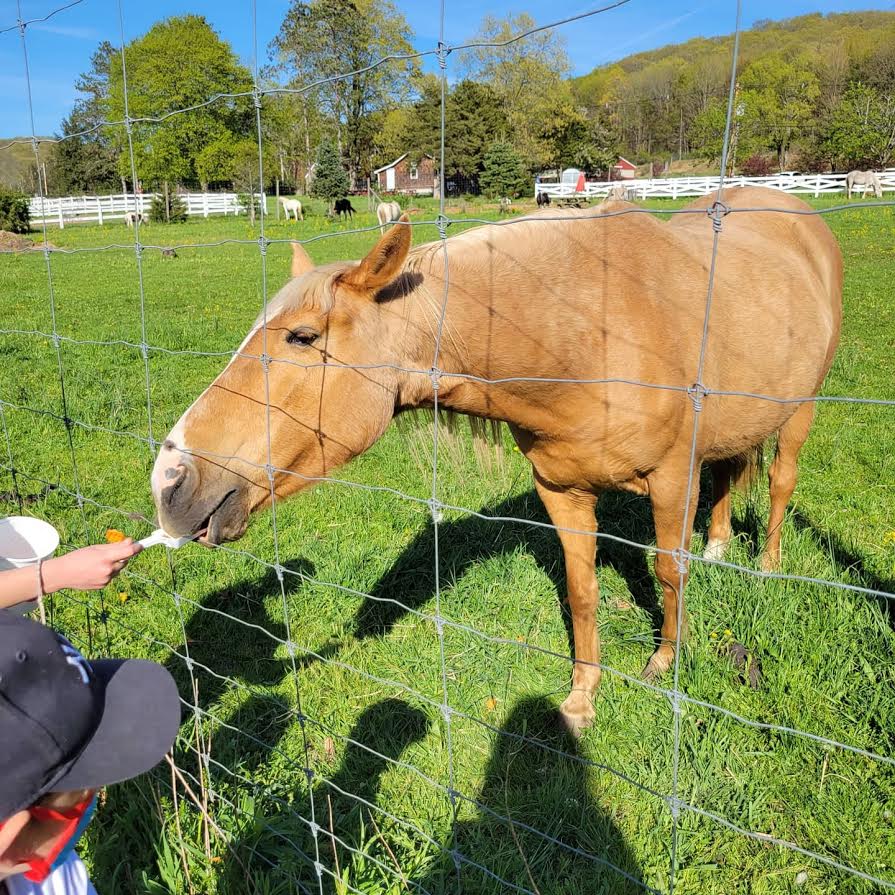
[54,659,182,792]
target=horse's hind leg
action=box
[533,473,600,736]
[761,402,814,572]
[704,461,733,561]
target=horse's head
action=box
[151,217,412,543]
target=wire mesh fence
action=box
[3,0,895,892]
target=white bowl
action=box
[0,516,60,567]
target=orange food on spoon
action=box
[105,528,126,543]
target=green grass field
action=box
[1,194,894,894]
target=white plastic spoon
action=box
[138,529,197,550]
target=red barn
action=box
[373,154,436,195]
[611,156,638,180]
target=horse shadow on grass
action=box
[413,696,647,895]
[354,481,715,653]
[790,508,895,626]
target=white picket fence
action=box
[28,192,266,228]
[536,170,895,201]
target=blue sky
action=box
[0,0,890,135]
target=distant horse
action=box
[334,198,355,221]
[376,201,401,234]
[152,187,842,735]
[124,211,146,227]
[498,197,512,214]
[846,170,882,199]
[279,197,304,221]
[536,191,551,207]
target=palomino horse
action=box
[152,186,842,734]
[376,201,401,234]
[279,197,304,221]
[846,170,882,200]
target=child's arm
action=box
[0,540,142,609]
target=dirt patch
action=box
[0,231,57,252]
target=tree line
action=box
[45,6,895,199]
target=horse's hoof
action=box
[559,692,596,738]
[703,537,729,562]
[642,650,673,683]
[759,551,779,573]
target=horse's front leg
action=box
[643,468,700,681]
[533,472,600,737]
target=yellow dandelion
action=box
[485,697,497,712]
[724,629,733,637]
[118,592,129,603]
[512,446,520,453]
[884,531,895,546]
[211,856,222,865]
[710,631,718,639]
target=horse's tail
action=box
[723,443,766,493]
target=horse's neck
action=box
[395,239,584,420]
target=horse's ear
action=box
[339,214,411,293]
[291,242,314,278]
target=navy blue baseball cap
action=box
[0,613,181,818]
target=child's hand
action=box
[42,540,143,593]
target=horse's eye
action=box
[286,327,319,347]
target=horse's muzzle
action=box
[152,442,249,543]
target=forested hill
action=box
[571,11,895,171]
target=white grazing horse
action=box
[279,197,304,221]
[376,201,401,233]
[124,211,146,227]
[846,170,882,200]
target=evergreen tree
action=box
[310,142,349,209]
[479,141,529,198]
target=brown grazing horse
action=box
[151,187,842,734]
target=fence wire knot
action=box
[687,381,708,411]
[708,200,730,232]
[252,87,264,110]
[667,795,683,820]
[427,497,443,523]
[436,214,450,238]
[259,353,272,370]
[257,236,269,256]
[671,547,688,575]
[123,117,133,136]
[436,41,451,69]
[429,367,442,390]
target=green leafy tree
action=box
[739,54,820,169]
[310,142,349,209]
[270,0,417,186]
[50,41,119,194]
[460,14,572,170]
[818,82,895,168]
[107,16,254,190]
[479,141,529,198]
[446,80,508,178]
[195,135,238,190]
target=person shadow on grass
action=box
[413,696,648,895]
[214,696,431,894]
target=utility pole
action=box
[727,81,744,178]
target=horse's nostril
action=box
[160,465,188,509]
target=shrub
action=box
[740,154,772,177]
[0,187,30,234]
[149,191,187,224]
